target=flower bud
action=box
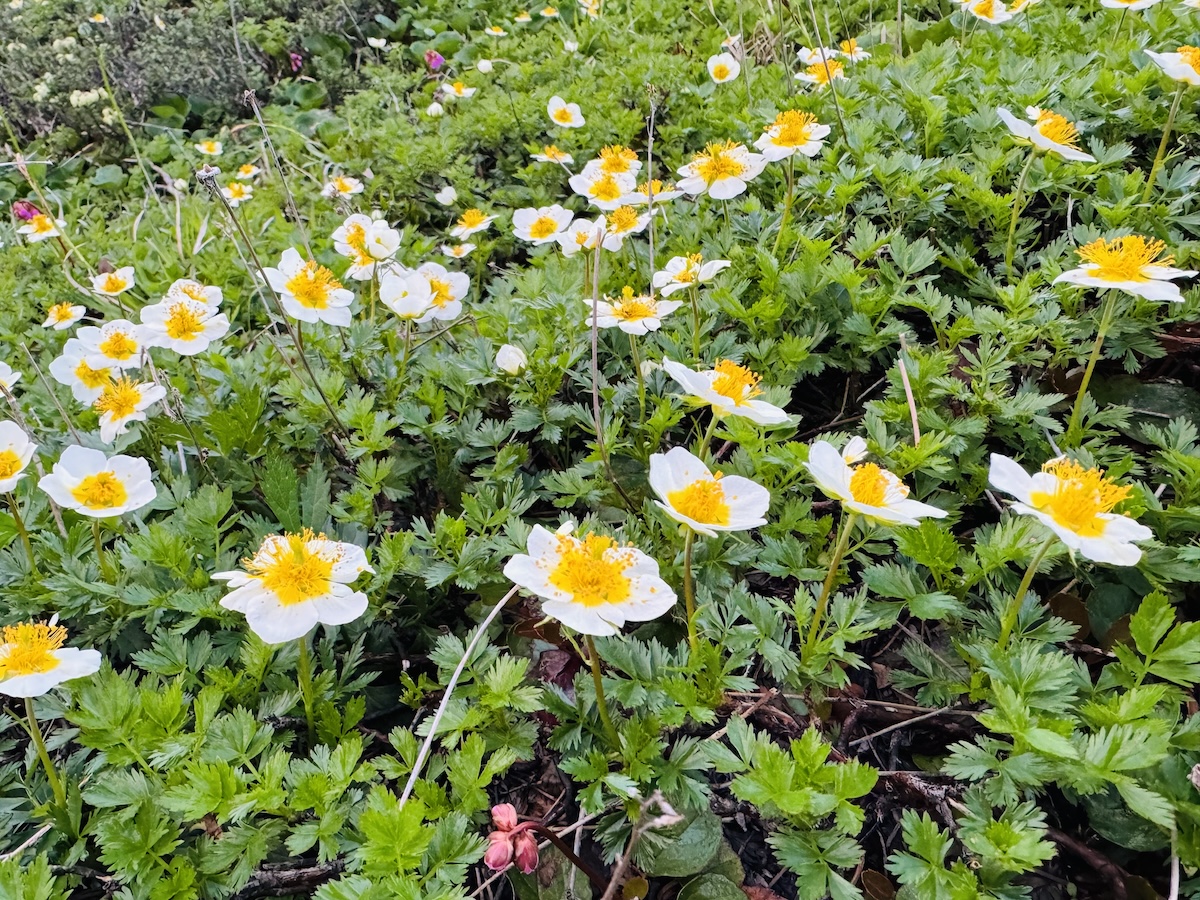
[477,58,494,73]
[12,200,39,221]
[426,101,445,117]
[491,802,519,831]
[484,833,514,870]
[435,186,457,205]
[496,344,528,375]
[513,831,540,874]
[425,49,445,70]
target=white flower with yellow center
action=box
[579,0,600,18]
[649,446,770,537]
[805,439,947,526]
[677,140,766,200]
[379,268,434,321]
[213,530,373,645]
[795,57,847,86]
[1101,0,1160,8]
[797,46,839,64]
[18,214,66,243]
[652,254,731,295]
[49,339,114,403]
[42,302,87,330]
[838,39,870,61]
[586,286,682,335]
[39,445,156,517]
[513,205,575,244]
[451,208,495,239]
[707,52,741,83]
[417,262,470,322]
[583,145,642,178]
[503,524,677,636]
[662,358,790,425]
[569,169,638,210]
[90,266,135,296]
[332,213,401,281]
[557,217,605,256]
[92,376,167,443]
[515,10,533,21]
[264,248,355,326]
[236,163,261,180]
[1146,46,1200,85]
[195,139,223,156]
[0,421,35,494]
[966,0,1013,22]
[442,243,476,259]
[1053,235,1195,301]
[0,620,101,698]
[989,454,1152,565]
[620,179,685,205]
[540,5,559,15]
[78,320,145,371]
[997,107,1095,162]
[0,362,20,392]
[754,110,831,161]
[533,144,574,165]
[600,206,650,250]
[441,81,477,99]
[139,296,230,355]
[322,175,364,199]
[221,181,254,207]
[548,96,585,128]
[167,279,223,308]
[485,25,508,35]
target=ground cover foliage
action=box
[3,0,1200,898]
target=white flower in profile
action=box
[332,213,401,281]
[0,619,102,698]
[43,302,87,330]
[485,24,508,35]
[213,531,373,645]
[548,96,585,128]
[557,217,605,256]
[18,214,66,243]
[139,297,230,356]
[722,33,743,53]
[367,36,388,49]
[805,439,947,526]
[707,52,741,83]
[1053,235,1195,301]
[533,145,574,165]
[91,266,135,296]
[966,0,1013,22]
[649,447,770,537]
[221,181,253,207]
[426,101,445,117]
[451,208,495,238]
[0,421,35,493]
[496,344,528,375]
[379,268,434,321]
[503,523,677,636]
[585,287,682,335]
[39,445,156,517]
[569,168,637,210]
[322,175,364,199]
[442,243,475,259]
[652,254,731,296]
[168,279,224,308]
[795,58,847,86]
[435,185,458,205]
[600,206,650,250]
[195,139,223,156]
[1101,0,1160,8]
[662,358,790,426]
[754,110,831,161]
[620,180,685,205]
[989,454,1152,565]
[50,339,114,403]
[417,262,470,322]
[0,362,22,391]
[263,248,355,326]
[515,9,533,21]
[513,205,574,244]
[78,320,145,371]
[996,107,1095,162]
[838,39,870,61]
[479,58,496,73]
[797,46,839,64]
[1145,46,1200,85]
[676,141,767,200]
[236,165,261,183]
[441,81,477,100]
[93,376,167,443]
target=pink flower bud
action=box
[289,52,304,72]
[513,832,540,875]
[491,803,519,832]
[424,49,445,70]
[12,200,39,221]
[484,833,515,870]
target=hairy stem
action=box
[997,536,1056,649]
[584,635,621,746]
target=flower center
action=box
[164,301,206,340]
[840,39,858,54]
[0,622,66,677]
[247,531,336,606]
[692,141,746,184]
[552,107,575,124]
[542,145,567,161]
[98,330,138,360]
[31,215,57,234]
[72,471,128,510]
[1077,235,1171,283]
[547,534,633,607]
[613,296,656,320]
[529,216,560,239]
[94,377,143,419]
[849,463,889,506]
[333,177,354,193]
[608,206,639,232]
[239,164,256,176]
[806,59,844,83]
[598,146,637,173]
[459,209,488,229]
[75,360,112,390]
[590,175,624,202]
[100,273,128,293]
[1028,459,1131,537]
[452,81,466,93]
[49,302,77,323]
[180,283,210,303]
[712,63,731,79]
[711,360,762,403]
[284,260,342,309]
[668,477,731,525]
[771,110,819,147]
[227,183,249,199]
[429,278,453,307]
[0,449,24,480]
[1033,110,1082,149]
[972,0,996,15]
[1179,46,1200,74]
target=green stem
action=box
[629,333,646,427]
[583,635,620,746]
[297,636,317,747]
[1004,150,1037,276]
[399,320,413,382]
[92,519,113,583]
[1065,290,1119,444]
[688,284,702,363]
[801,512,858,665]
[996,536,1055,649]
[25,698,66,810]
[7,493,37,577]
[772,157,796,257]
[1142,83,1185,203]
[1112,7,1127,43]
[683,528,697,653]
[696,412,720,462]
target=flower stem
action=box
[7,493,37,577]
[682,527,698,653]
[996,536,1056,649]
[1065,290,1119,445]
[688,284,702,363]
[92,519,113,583]
[529,823,608,890]
[629,333,646,427]
[772,156,796,257]
[297,635,317,747]
[25,698,66,810]
[1142,82,1185,203]
[1004,150,1037,276]
[801,512,858,665]
[1112,7,1127,43]
[583,635,620,747]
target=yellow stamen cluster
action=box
[589,174,624,203]
[48,302,78,323]
[668,476,731,525]
[711,360,762,403]
[552,107,576,124]
[692,141,747,184]
[541,145,569,161]
[1033,110,1082,149]
[99,273,128,293]
[547,534,632,607]
[164,301,206,341]
[607,206,640,233]
[805,59,844,83]
[93,377,143,419]
[768,110,820,147]
[611,286,656,321]
[529,216,561,239]
[98,330,138,360]
[0,622,66,677]
[849,463,891,506]
[458,209,488,229]
[246,530,336,606]
[1179,46,1200,74]
[31,215,58,235]
[284,260,343,309]
[1029,459,1131,537]
[597,146,638,174]
[72,472,128,510]
[712,63,731,79]
[429,278,453,307]
[1077,235,1171,284]
[74,360,112,390]
[0,449,24,479]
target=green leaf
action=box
[261,452,302,532]
[638,808,723,877]
[677,874,746,900]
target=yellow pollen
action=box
[712,64,731,80]
[0,622,67,678]
[247,530,336,606]
[93,377,143,419]
[0,449,24,480]
[711,360,762,403]
[849,463,890,506]
[458,209,489,229]
[98,330,138,360]
[284,260,342,309]
[1028,459,1131,537]
[598,146,637,174]
[1179,46,1200,74]
[638,179,671,196]
[429,278,453,307]
[770,110,819,147]
[552,107,576,124]
[31,215,57,235]
[180,283,208,303]
[529,216,560,239]
[99,273,128,293]
[226,183,249,199]
[342,223,370,264]
[840,39,859,54]
[590,174,624,202]
[72,471,128,510]
[668,477,731,525]
[805,59,845,83]
[542,144,567,161]
[199,141,219,153]
[164,302,205,341]
[1033,110,1082,149]
[692,141,747,185]
[608,206,640,232]
[1077,235,1172,283]
[74,360,112,390]
[49,302,77,323]
[332,176,354,193]
[547,534,632,607]
[612,290,656,320]
[452,81,467,93]
[541,6,558,14]
[238,164,257,176]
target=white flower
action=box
[966,0,1013,22]
[92,376,168,443]
[513,205,574,244]
[533,145,574,164]
[797,46,839,64]
[426,101,445,117]
[722,33,743,52]
[442,243,475,258]
[662,358,790,426]
[1145,47,1200,85]
[49,339,114,403]
[754,110,831,161]
[652,254,731,296]
[435,186,458,206]
[221,181,254,207]
[441,81,477,99]
[564,39,578,52]
[451,208,495,238]
[557,217,605,256]
[236,163,262,180]
[503,524,676,636]
[989,454,1152,565]
[805,439,947,526]
[0,362,21,392]
[417,262,470,322]
[39,445,156,517]
[649,446,770,537]
[1053,235,1195,301]
[1101,0,1160,8]
[139,296,230,355]
[996,107,1095,162]
[620,180,685,205]
[17,214,66,243]
[569,168,637,210]
[91,266,135,296]
[676,141,766,200]
[581,145,642,178]
[195,139,223,156]
[332,213,401,281]
[0,421,36,493]
[367,37,388,49]
[263,248,355,326]
[496,344,528,375]
[707,52,741,83]
[379,268,434,321]
[477,58,495,73]
[485,25,508,36]
[167,279,223,308]
[515,9,533,21]
[78,320,146,371]
[213,531,373,645]
[322,175,364,198]
[0,620,102,698]
[541,5,560,15]
[585,287,682,335]
[548,95,585,128]
[600,206,650,250]
[838,39,870,61]
[795,57,847,86]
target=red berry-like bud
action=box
[513,831,540,875]
[12,200,39,221]
[483,833,514,871]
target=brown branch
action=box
[231,860,346,899]
[1046,828,1129,900]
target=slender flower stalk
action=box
[772,157,796,257]
[1065,290,1119,443]
[5,493,36,575]
[682,528,697,652]
[92,519,114,582]
[1142,83,1186,203]
[629,334,646,425]
[583,635,620,745]
[996,536,1055,649]
[688,284,702,363]
[24,698,66,809]
[297,636,317,746]
[801,512,858,665]
[1004,150,1037,275]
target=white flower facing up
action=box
[451,208,496,239]
[50,339,114,403]
[707,52,741,83]
[78,320,145,371]
[996,107,1096,162]
[168,279,224,308]
[586,286,682,335]
[18,214,66,243]
[569,169,637,211]
[332,213,401,281]
[662,358,790,426]
[754,110,831,161]
[0,619,102,698]
[195,139,222,156]
[966,0,1013,23]
[42,302,87,330]
[677,141,767,200]
[140,296,231,355]
[322,175,364,199]
[600,206,651,250]
[795,57,847,86]
[221,182,253,207]
[0,362,21,391]
[264,248,355,326]
[533,145,574,165]
[838,39,871,61]
[441,81,477,100]
[547,96,585,128]
[417,263,471,323]
[236,163,262,180]
[0,421,35,493]
[1145,46,1200,85]
[442,243,475,259]
[513,205,575,244]
[805,439,947,526]
[652,254,731,296]
[496,343,528,375]
[649,446,770,537]
[91,266,135,296]
[378,268,434,321]
[503,524,677,637]
[1053,235,1195,302]
[92,377,168,443]
[39,445,156,517]
[988,454,1152,565]
[557,217,605,256]
[213,530,373,645]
